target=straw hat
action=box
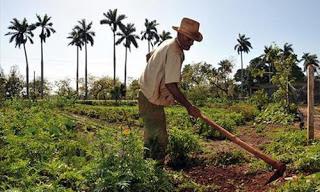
[172,17,203,42]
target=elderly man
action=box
[138,17,203,163]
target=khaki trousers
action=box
[138,91,168,162]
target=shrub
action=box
[249,89,269,110]
[228,102,259,121]
[255,103,294,125]
[89,129,173,191]
[264,129,320,172]
[167,127,201,168]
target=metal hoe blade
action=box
[265,163,286,185]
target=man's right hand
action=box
[187,105,202,119]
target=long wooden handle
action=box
[200,114,283,169]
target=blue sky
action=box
[1,0,320,85]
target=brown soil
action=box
[185,164,285,192]
[182,125,290,192]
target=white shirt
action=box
[139,38,185,106]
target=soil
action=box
[183,125,286,192]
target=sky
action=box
[1,0,320,87]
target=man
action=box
[138,17,203,163]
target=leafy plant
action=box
[167,127,201,168]
[255,103,294,125]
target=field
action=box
[1,98,320,192]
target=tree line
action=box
[4,9,172,100]
[3,9,320,104]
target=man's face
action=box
[178,33,194,50]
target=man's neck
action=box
[175,38,184,51]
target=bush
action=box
[89,129,173,191]
[167,127,201,168]
[249,89,269,110]
[228,102,259,121]
[264,129,320,173]
[255,103,294,125]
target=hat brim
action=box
[172,26,203,42]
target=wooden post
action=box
[307,64,314,140]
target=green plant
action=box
[255,103,294,125]
[249,89,269,110]
[275,173,320,192]
[167,127,201,168]
[228,102,259,121]
[89,128,173,191]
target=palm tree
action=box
[157,30,172,45]
[261,45,273,82]
[74,19,95,99]
[5,18,36,98]
[234,33,252,95]
[141,19,159,53]
[281,43,294,58]
[35,14,56,99]
[301,53,319,72]
[218,59,233,78]
[67,28,84,96]
[116,23,139,95]
[100,9,126,87]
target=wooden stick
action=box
[200,114,283,169]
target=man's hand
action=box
[187,105,202,119]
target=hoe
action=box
[199,114,286,184]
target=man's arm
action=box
[165,83,201,118]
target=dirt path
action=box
[299,105,320,138]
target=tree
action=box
[74,19,95,100]
[141,19,159,53]
[127,79,140,99]
[67,28,84,96]
[157,30,172,45]
[271,43,297,109]
[116,23,139,96]
[301,53,320,72]
[234,33,252,95]
[90,76,115,100]
[0,68,6,100]
[29,77,50,99]
[35,14,56,99]
[260,45,278,82]
[55,79,75,97]
[100,9,126,87]
[5,18,36,98]
[5,66,24,98]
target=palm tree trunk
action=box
[40,40,44,99]
[113,32,116,87]
[148,40,150,53]
[124,47,128,97]
[76,46,79,97]
[23,43,29,98]
[85,42,88,100]
[240,51,244,97]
